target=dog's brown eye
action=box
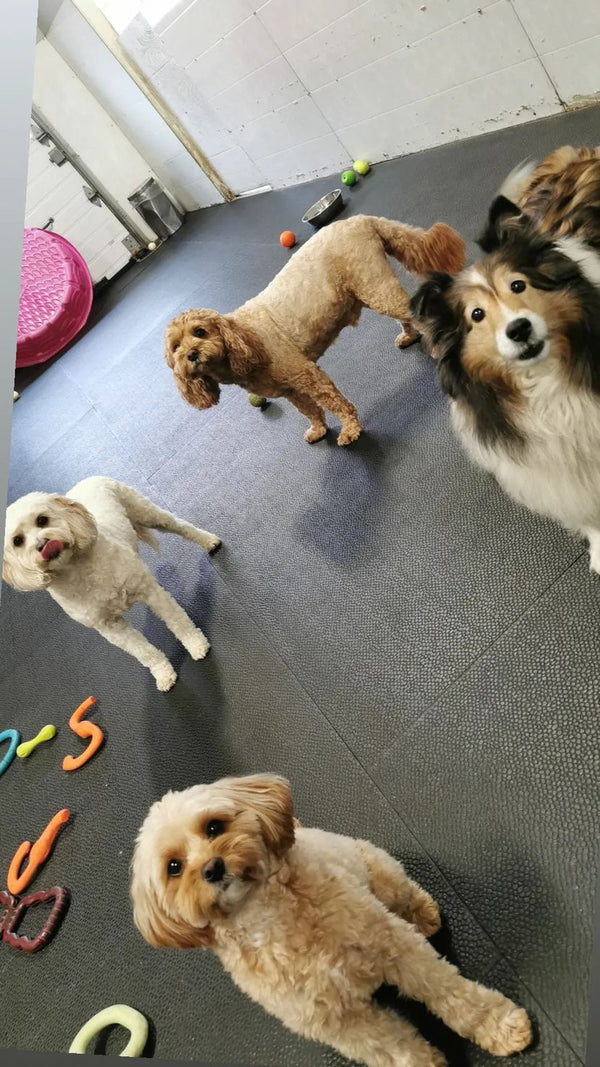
[167,859,183,877]
[206,819,225,839]
[12,534,24,547]
[173,343,180,352]
[471,307,485,322]
[36,515,48,528]
[510,279,526,293]
[193,327,206,339]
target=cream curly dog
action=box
[131,773,532,1066]
[2,476,220,691]
[165,214,465,445]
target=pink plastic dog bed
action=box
[16,228,93,368]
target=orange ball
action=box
[280,230,296,248]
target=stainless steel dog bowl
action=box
[302,189,344,229]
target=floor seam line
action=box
[384,547,588,755]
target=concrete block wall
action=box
[125,0,599,193]
[43,0,600,204]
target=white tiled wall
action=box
[47,0,600,200]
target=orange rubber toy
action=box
[62,696,104,772]
[7,809,70,895]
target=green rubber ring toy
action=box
[69,1005,149,1057]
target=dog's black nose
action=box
[506,317,532,343]
[187,350,199,363]
[203,857,225,883]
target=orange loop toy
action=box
[7,809,70,895]
[62,696,104,772]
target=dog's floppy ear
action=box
[130,868,213,951]
[217,317,267,378]
[53,497,97,551]
[477,195,523,253]
[1,551,46,591]
[223,774,295,858]
[410,272,454,323]
[173,371,220,410]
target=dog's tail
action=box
[372,216,466,277]
[497,158,538,206]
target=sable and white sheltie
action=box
[410,146,600,571]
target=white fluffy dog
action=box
[131,773,533,1067]
[2,476,220,691]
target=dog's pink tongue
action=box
[40,539,63,561]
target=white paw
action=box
[204,534,221,554]
[187,633,210,660]
[589,550,600,576]
[154,664,177,691]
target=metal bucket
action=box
[128,178,184,240]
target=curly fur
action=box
[165,214,466,445]
[131,773,532,1067]
[2,477,221,691]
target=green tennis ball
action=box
[353,159,370,175]
[341,170,357,186]
[248,393,267,408]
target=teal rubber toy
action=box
[0,729,20,778]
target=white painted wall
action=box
[45,0,600,198]
[43,2,226,209]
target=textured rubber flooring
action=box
[3,107,600,1066]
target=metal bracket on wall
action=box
[121,233,156,260]
[30,120,51,146]
[30,105,150,256]
[82,184,103,207]
[49,147,67,167]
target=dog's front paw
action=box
[474,1003,533,1057]
[187,633,210,661]
[304,424,327,443]
[395,329,420,349]
[411,892,441,938]
[337,422,361,446]
[154,664,177,691]
[204,534,222,554]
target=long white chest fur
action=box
[452,365,600,533]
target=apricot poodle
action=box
[131,773,532,1067]
[165,214,465,445]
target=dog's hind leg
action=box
[379,917,532,1058]
[116,484,220,553]
[292,365,361,446]
[351,261,420,349]
[287,391,328,443]
[357,841,440,937]
[315,1002,446,1066]
[96,619,178,691]
[138,574,210,662]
